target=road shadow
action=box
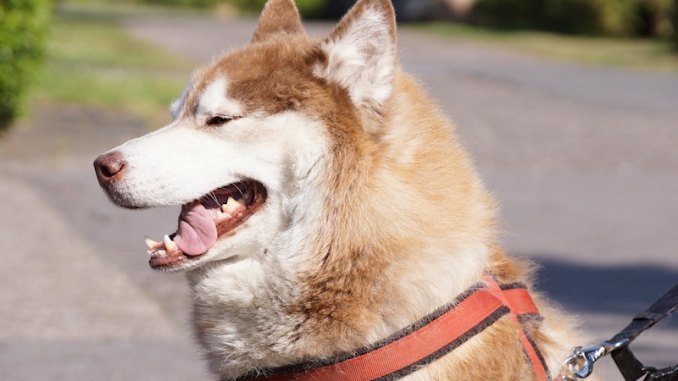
[529,255,678,328]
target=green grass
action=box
[32,5,194,126]
[414,22,678,73]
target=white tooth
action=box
[145,237,160,250]
[164,235,177,252]
[148,249,166,257]
[222,197,242,213]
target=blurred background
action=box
[1,0,677,380]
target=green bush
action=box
[597,0,638,35]
[137,0,328,17]
[472,0,678,38]
[473,0,639,35]
[222,0,264,12]
[0,0,50,130]
[141,0,222,8]
[634,0,675,37]
[221,0,328,18]
[672,0,678,47]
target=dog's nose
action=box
[94,151,127,185]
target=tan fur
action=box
[172,0,599,379]
[252,0,304,43]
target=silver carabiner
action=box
[558,338,630,380]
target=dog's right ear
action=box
[312,0,397,118]
[252,0,304,43]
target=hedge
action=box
[473,0,676,38]
[140,0,328,17]
[220,0,328,17]
[0,0,50,130]
[634,0,675,37]
[141,0,222,8]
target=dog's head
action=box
[94,0,398,272]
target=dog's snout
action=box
[94,151,127,185]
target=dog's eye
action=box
[205,115,238,127]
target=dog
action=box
[94,0,599,379]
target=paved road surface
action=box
[1,12,676,381]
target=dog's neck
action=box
[188,235,489,379]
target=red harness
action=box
[238,275,550,381]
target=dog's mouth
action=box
[145,180,267,270]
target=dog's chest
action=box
[188,262,308,377]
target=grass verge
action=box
[414,22,678,73]
[31,4,194,126]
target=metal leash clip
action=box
[559,338,630,380]
[557,284,678,381]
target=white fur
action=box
[315,7,396,111]
[197,77,244,119]
[169,85,189,119]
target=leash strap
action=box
[239,277,547,381]
[558,284,678,381]
[611,285,678,381]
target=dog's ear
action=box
[314,0,397,113]
[252,0,304,43]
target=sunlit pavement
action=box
[1,12,676,381]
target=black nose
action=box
[94,151,127,186]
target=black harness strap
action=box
[610,285,678,381]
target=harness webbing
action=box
[237,275,549,381]
[483,275,550,381]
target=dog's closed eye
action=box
[206,115,240,127]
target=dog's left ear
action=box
[252,0,304,43]
[314,0,397,113]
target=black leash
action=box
[611,284,678,381]
[558,284,678,381]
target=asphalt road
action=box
[1,12,677,381]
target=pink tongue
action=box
[174,202,218,256]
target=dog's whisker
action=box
[209,191,219,205]
[232,183,245,199]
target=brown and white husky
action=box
[94,0,597,379]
